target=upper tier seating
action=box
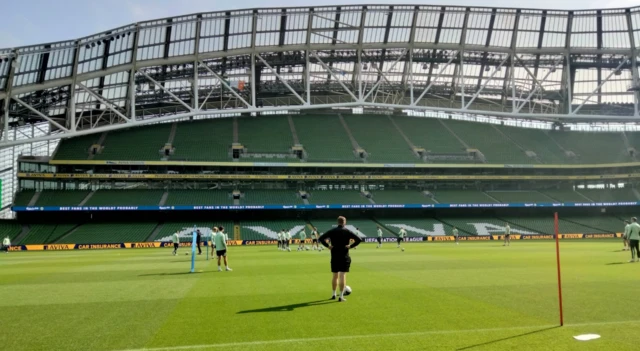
[164,190,233,206]
[445,120,532,164]
[344,115,417,163]
[486,191,555,203]
[577,189,638,202]
[172,119,234,161]
[392,116,465,154]
[293,115,357,162]
[36,190,90,207]
[371,190,436,204]
[241,190,302,205]
[307,191,370,204]
[432,190,497,204]
[95,124,171,161]
[0,221,22,241]
[85,190,165,206]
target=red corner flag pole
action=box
[554,212,564,326]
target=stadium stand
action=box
[164,190,233,206]
[0,220,22,240]
[438,217,511,236]
[36,190,90,207]
[308,218,378,237]
[293,115,357,162]
[85,190,165,206]
[172,119,234,161]
[562,216,622,234]
[240,220,309,240]
[431,190,497,204]
[502,216,607,234]
[343,115,417,163]
[241,190,302,205]
[58,223,157,244]
[540,190,592,202]
[53,134,100,160]
[486,191,555,203]
[13,190,35,206]
[392,116,465,154]
[238,116,294,154]
[378,218,455,236]
[19,224,77,244]
[371,190,436,204]
[495,126,566,164]
[95,124,172,161]
[155,221,234,241]
[307,190,370,204]
[577,188,639,202]
[549,131,629,164]
[445,120,532,164]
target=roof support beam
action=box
[515,57,563,113]
[11,96,69,132]
[477,9,497,90]
[532,10,547,79]
[197,62,252,108]
[363,49,407,102]
[411,52,458,106]
[256,54,306,105]
[377,6,394,84]
[427,6,446,86]
[310,51,358,101]
[464,55,508,109]
[626,8,639,117]
[76,83,131,122]
[571,58,627,115]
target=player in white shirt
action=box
[277,230,283,250]
[453,227,459,245]
[503,224,511,246]
[311,227,320,250]
[297,228,307,251]
[397,228,406,249]
[623,220,630,251]
[285,230,292,251]
[376,226,383,248]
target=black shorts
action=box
[377,237,382,243]
[312,239,318,243]
[173,243,179,250]
[397,238,403,243]
[505,234,510,238]
[331,258,351,273]
[216,249,227,257]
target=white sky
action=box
[1,0,639,48]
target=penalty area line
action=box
[116,320,640,351]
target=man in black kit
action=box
[196,229,202,255]
[319,216,362,302]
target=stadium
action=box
[1,3,640,350]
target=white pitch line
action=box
[113,321,640,351]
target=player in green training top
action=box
[623,220,630,251]
[171,232,180,255]
[311,227,320,250]
[503,224,511,246]
[376,226,383,248]
[277,230,283,251]
[453,227,459,245]
[297,228,307,251]
[212,226,232,271]
[2,236,10,253]
[627,217,640,262]
[397,228,406,249]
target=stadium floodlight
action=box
[363,63,368,70]
[433,63,439,69]
[422,63,428,70]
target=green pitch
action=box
[0,241,638,351]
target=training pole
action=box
[190,225,197,273]
[554,212,564,326]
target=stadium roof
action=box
[1,4,640,146]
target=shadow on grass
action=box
[138,271,216,276]
[237,300,334,314]
[606,262,626,265]
[456,326,559,351]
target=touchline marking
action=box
[114,320,640,351]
